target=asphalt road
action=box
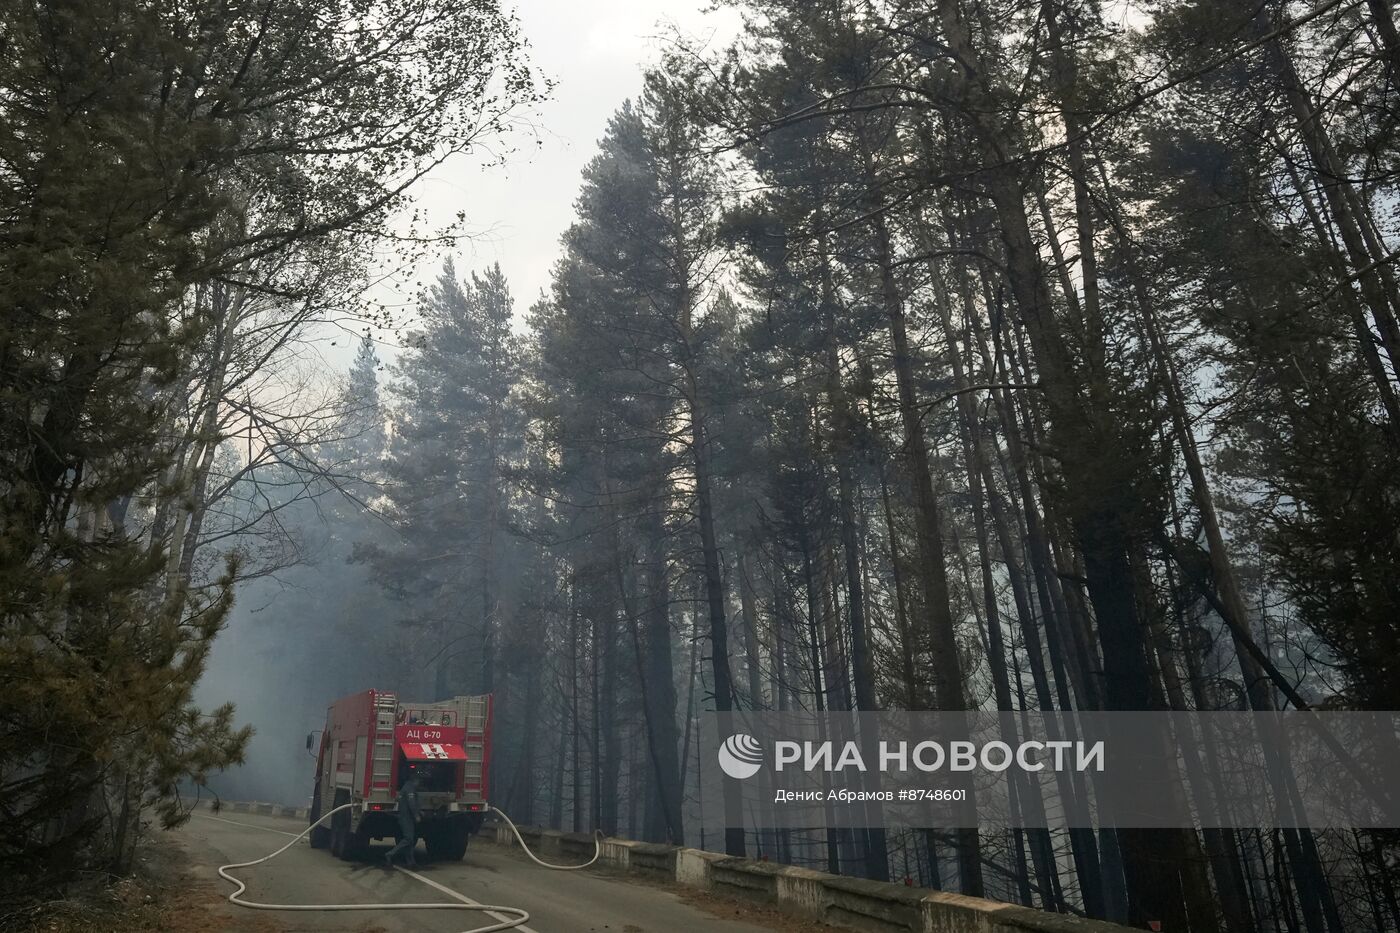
[171,808,789,933]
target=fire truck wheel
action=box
[424,818,471,861]
[308,786,330,849]
[329,789,353,860]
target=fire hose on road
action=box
[216,802,603,933]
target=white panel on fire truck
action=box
[354,736,368,793]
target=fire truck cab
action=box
[307,689,491,861]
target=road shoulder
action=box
[5,825,288,933]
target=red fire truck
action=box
[306,690,491,861]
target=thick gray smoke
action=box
[196,521,410,807]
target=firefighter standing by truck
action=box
[384,766,422,868]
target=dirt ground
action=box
[1,832,301,933]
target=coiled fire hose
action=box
[216,802,603,933]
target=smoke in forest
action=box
[6,0,1400,929]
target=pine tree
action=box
[0,0,541,898]
[361,260,525,699]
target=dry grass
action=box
[1,835,286,933]
[675,888,839,933]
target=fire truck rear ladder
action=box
[371,692,398,796]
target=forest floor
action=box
[8,831,293,933]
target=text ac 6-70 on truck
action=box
[307,689,492,861]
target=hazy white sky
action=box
[324,0,741,371]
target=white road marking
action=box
[397,864,542,933]
[194,811,542,933]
